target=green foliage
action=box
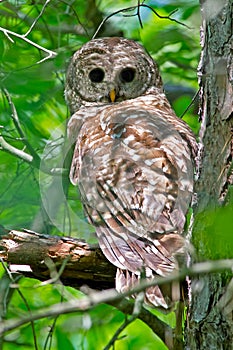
[0,268,168,350]
[0,0,200,233]
[0,0,200,349]
[193,204,233,260]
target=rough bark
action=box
[0,229,173,347]
[186,1,233,349]
[1,3,233,348]
[0,229,116,290]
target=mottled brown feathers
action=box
[66,37,197,309]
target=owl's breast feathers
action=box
[68,93,197,308]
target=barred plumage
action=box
[66,37,197,308]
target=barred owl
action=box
[65,37,197,309]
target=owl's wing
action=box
[68,105,110,185]
[70,100,196,308]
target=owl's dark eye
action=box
[120,68,135,83]
[89,68,105,83]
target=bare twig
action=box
[23,0,51,37]
[59,0,90,38]
[0,262,38,350]
[3,89,41,166]
[0,135,33,163]
[142,5,188,27]
[0,132,67,175]
[40,256,71,286]
[17,289,39,350]
[180,88,200,119]
[136,0,144,29]
[0,227,233,337]
[0,8,85,35]
[103,291,145,350]
[0,228,232,344]
[2,229,233,293]
[1,90,68,175]
[0,26,56,63]
[93,2,189,39]
[0,234,232,339]
[0,281,166,338]
[0,132,67,176]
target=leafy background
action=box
[0,1,206,349]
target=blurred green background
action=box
[1,1,221,349]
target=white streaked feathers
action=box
[66,37,197,309]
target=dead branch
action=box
[0,229,171,344]
[1,228,233,348]
[1,229,233,291]
[0,229,116,290]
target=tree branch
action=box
[0,229,170,344]
[1,90,68,176]
[23,0,51,37]
[0,278,170,343]
[0,26,56,63]
[2,89,42,166]
[0,135,33,163]
[0,229,116,290]
[1,229,233,291]
[0,229,233,347]
[103,291,145,350]
[93,2,189,39]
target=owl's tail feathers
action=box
[96,220,188,308]
[115,232,185,309]
[116,268,181,309]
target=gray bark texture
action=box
[186,1,233,349]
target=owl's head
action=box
[65,37,163,114]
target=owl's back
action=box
[68,92,197,308]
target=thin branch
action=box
[43,314,59,350]
[1,263,38,350]
[92,7,134,39]
[59,0,91,38]
[1,229,233,343]
[136,0,143,29]
[1,90,68,175]
[0,133,67,175]
[16,289,39,350]
[0,135,33,163]
[0,244,232,339]
[0,282,166,338]
[2,89,41,166]
[0,8,85,35]
[180,88,200,119]
[93,2,189,39]
[2,229,233,293]
[103,291,145,350]
[23,0,51,37]
[39,256,71,286]
[0,26,56,63]
[142,6,187,27]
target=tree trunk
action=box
[186,1,233,349]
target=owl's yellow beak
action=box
[109,89,116,102]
